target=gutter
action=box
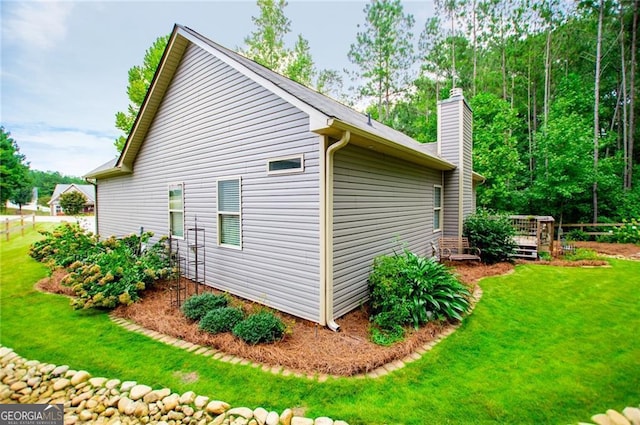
[84,178,98,235]
[323,130,350,332]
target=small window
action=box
[169,183,184,238]
[267,155,304,175]
[434,185,442,232]
[217,177,241,248]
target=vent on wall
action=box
[450,87,463,98]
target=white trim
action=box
[216,176,242,250]
[168,182,185,239]
[433,184,443,233]
[266,154,305,175]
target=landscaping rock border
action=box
[580,405,640,425]
[0,345,349,425]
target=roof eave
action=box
[319,118,457,171]
[84,166,132,180]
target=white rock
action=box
[291,417,314,425]
[51,365,69,376]
[254,407,268,425]
[279,409,293,425]
[52,378,71,391]
[608,410,632,425]
[194,395,209,409]
[228,407,253,419]
[183,405,195,417]
[179,390,196,405]
[314,418,334,425]
[266,411,280,425]
[129,384,152,401]
[206,400,230,415]
[623,407,640,425]
[162,394,180,412]
[105,379,120,390]
[120,381,136,393]
[70,370,91,386]
[89,377,108,388]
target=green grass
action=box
[1,227,639,424]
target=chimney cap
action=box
[450,87,463,98]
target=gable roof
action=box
[85,24,455,179]
[49,184,96,204]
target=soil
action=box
[37,242,637,377]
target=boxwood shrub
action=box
[199,307,244,334]
[232,311,285,345]
[182,293,229,321]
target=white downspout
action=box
[324,130,350,332]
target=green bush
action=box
[29,222,101,268]
[611,218,640,244]
[182,293,229,321]
[232,311,285,345]
[199,307,244,334]
[565,229,589,242]
[368,250,471,342]
[563,248,600,261]
[463,210,517,264]
[30,224,171,309]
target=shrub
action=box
[463,210,517,264]
[564,248,600,261]
[565,229,589,242]
[199,307,244,334]
[232,311,285,345]
[29,222,101,268]
[30,224,171,309]
[182,293,228,321]
[368,250,471,342]
[611,218,640,244]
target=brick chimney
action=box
[437,88,473,238]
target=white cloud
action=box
[11,125,118,177]
[3,1,74,49]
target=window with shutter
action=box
[434,185,443,232]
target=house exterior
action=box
[48,184,96,216]
[85,24,482,329]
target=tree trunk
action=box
[593,0,604,223]
[628,0,638,189]
[620,13,629,188]
[544,28,551,130]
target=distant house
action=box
[85,24,482,329]
[49,184,96,216]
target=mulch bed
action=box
[37,241,637,377]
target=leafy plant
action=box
[182,293,229,322]
[368,250,471,344]
[463,210,517,264]
[29,222,101,268]
[199,307,244,334]
[30,223,171,309]
[538,251,552,261]
[232,311,285,345]
[611,219,640,244]
[565,229,589,242]
[563,248,600,261]
[369,325,405,346]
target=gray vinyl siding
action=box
[96,42,321,322]
[438,97,474,237]
[332,144,442,319]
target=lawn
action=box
[1,226,639,425]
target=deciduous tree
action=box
[114,35,169,152]
[0,127,31,210]
[59,191,87,216]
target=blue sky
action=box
[1,0,435,177]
